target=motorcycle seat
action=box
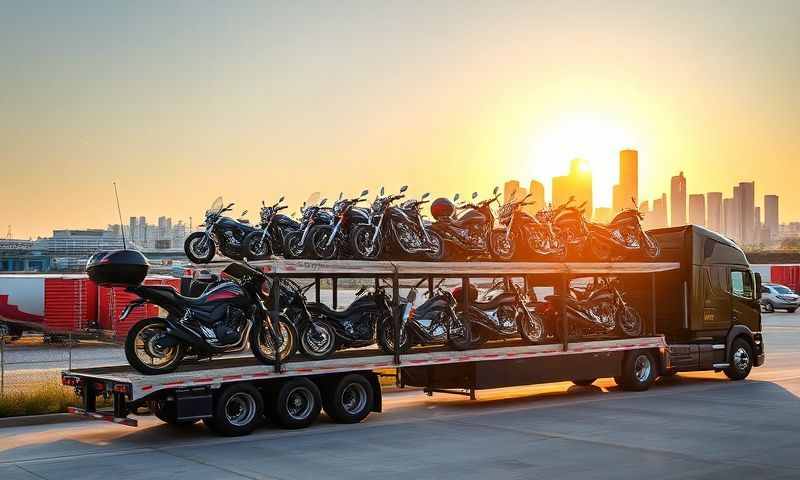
[470,292,515,310]
[143,285,211,306]
[307,302,354,319]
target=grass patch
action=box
[0,381,81,418]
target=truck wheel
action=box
[322,374,374,424]
[205,383,264,436]
[273,378,321,429]
[614,350,656,391]
[724,338,753,381]
[147,399,198,426]
[572,378,597,386]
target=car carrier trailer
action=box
[62,234,764,436]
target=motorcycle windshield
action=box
[206,196,224,216]
[306,191,321,206]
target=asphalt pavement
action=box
[0,312,798,479]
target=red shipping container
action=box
[770,265,800,293]
[98,276,180,340]
[43,275,98,333]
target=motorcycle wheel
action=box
[350,224,383,260]
[422,231,446,262]
[125,317,185,375]
[640,232,660,259]
[299,322,336,360]
[617,306,643,337]
[283,231,304,259]
[250,315,296,365]
[184,232,216,264]
[446,314,472,350]
[308,225,338,260]
[518,311,546,344]
[377,316,412,354]
[242,231,272,260]
[489,228,516,261]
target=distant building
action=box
[613,150,638,212]
[36,228,125,271]
[651,193,668,229]
[594,207,614,224]
[129,216,137,243]
[738,181,755,245]
[552,158,592,215]
[504,180,521,205]
[528,180,545,213]
[706,192,723,233]
[764,194,779,242]
[0,239,51,272]
[670,171,686,227]
[723,197,739,241]
[688,194,706,226]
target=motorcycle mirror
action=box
[400,185,408,193]
[241,210,248,216]
[421,192,430,199]
[407,289,417,304]
[320,198,327,206]
[453,193,460,201]
[338,192,343,200]
[361,189,369,197]
[493,186,500,195]
[279,196,285,203]
[472,192,478,199]
[380,186,385,196]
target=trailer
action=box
[62,241,764,436]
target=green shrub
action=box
[0,381,80,418]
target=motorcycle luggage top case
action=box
[86,249,149,287]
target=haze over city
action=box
[2,1,799,239]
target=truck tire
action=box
[322,374,374,424]
[614,350,656,391]
[147,399,198,426]
[724,337,753,381]
[572,378,597,386]
[272,378,321,429]
[205,383,264,436]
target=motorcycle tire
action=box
[242,231,272,260]
[250,315,296,365]
[518,311,546,344]
[184,232,216,264]
[377,316,412,354]
[308,225,338,260]
[283,231,305,259]
[125,317,186,375]
[446,314,472,350]
[489,228,516,261]
[350,224,383,260]
[422,231,446,262]
[299,322,336,360]
[640,232,660,259]
[617,305,643,337]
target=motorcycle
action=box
[430,187,507,261]
[241,196,300,260]
[535,276,643,340]
[307,190,370,260]
[184,197,260,264]
[379,279,471,354]
[283,193,333,259]
[350,186,444,261]
[453,280,546,345]
[587,199,660,260]
[121,261,296,374]
[495,193,566,261]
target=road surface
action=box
[0,313,798,479]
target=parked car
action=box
[760,282,800,313]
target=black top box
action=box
[86,249,149,287]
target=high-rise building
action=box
[128,217,138,243]
[651,194,668,229]
[552,158,592,216]
[688,194,706,226]
[528,180,545,212]
[594,207,613,224]
[723,197,739,241]
[504,180,521,205]
[764,194,779,242]
[670,172,686,227]
[706,192,723,232]
[738,181,755,244]
[612,150,638,212]
[137,216,147,245]
[754,206,763,244]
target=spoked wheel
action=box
[422,231,446,261]
[250,315,296,365]
[617,305,643,337]
[518,310,546,344]
[377,316,412,354]
[204,383,264,436]
[640,232,660,259]
[125,318,185,375]
[350,224,382,260]
[184,232,216,264]
[242,231,272,260]
[489,228,515,260]
[300,321,336,360]
[446,314,472,350]
[309,225,338,260]
[283,231,305,259]
[273,378,321,429]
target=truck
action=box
[61,225,764,436]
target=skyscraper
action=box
[612,149,638,212]
[706,192,723,232]
[738,181,755,244]
[670,172,686,227]
[651,193,668,229]
[754,206,763,243]
[723,196,739,241]
[552,158,592,216]
[129,217,138,243]
[528,180,545,212]
[504,180,521,205]
[137,216,147,245]
[688,194,706,226]
[764,194,779,241]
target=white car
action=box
[760,282,800,313]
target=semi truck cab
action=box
[649,225,764,379]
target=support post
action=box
[560,273,569,352]
[392,271,401,365]
[650,273,657,335]
[270,274,283,373]
[332,276,338,310]
[315,276,320,303]
[428,276,434,297]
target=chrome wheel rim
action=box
[383,320,408,351]
[259,321,293,360]
[522,314,544,342]
[190,237,210,257]
[634,355,652,382]
[302,323,334,356]
[733,347,751,371]
[621,307,642,337]
[225,392,257,427]
[341,383,367,415]
[134,322,180,369]
[286,387,314,420]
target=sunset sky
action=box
[2,1,799,238]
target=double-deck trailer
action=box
[62,226,765,436]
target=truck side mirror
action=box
[754,272,762,300]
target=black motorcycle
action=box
[242,196,300,260]
[184,197,258,264]
[536,277,643,339]
[379,279,470,354]
[453,280,547,345]
[307,190,370,260]
[283,194,333,259]
[495,192,565,261]
[430,187,506,261]
[350,186,444,261]
[119,261,296,374]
